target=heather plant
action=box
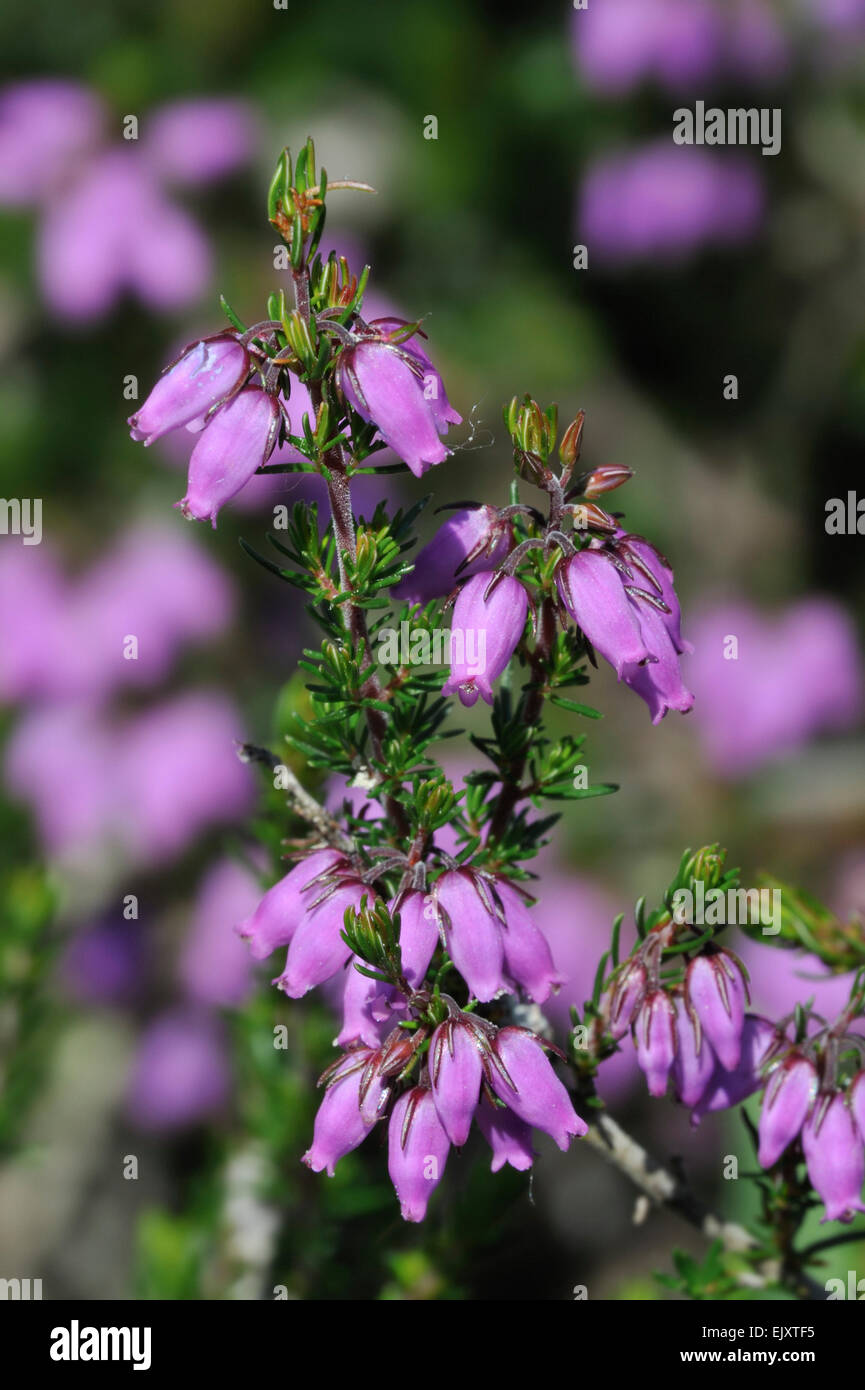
[129,141,865,1299]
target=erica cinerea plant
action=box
[130,141,865,1292]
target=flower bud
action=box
[582,464,633,499]
[274,878,372,998]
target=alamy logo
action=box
[377,620,486,673]
[671,882,781,935]
[673,101,781,157]
[0,498,42,545]
[0,1277,42,1299]
[50,1320,152,1371]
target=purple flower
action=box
[493,879,563,1004]
[141,98,256,186]
[635,989,678,1097]
[39,150,211,320]
[691,1014,780,1124]
[606,959,648,1040]
[303,1048,386,1176]
[178,387,281,527]
[0,82,254,319]
[62,921,145,1007]
[432,870,506,1002]
[689,598,863,779]
[557,545,694,723]
[128,337,249,445]
[127,1008,230,1131]
[573,0,724,94]
[490,1027,587,1150]
[179,859,261,1009]
[686,952,748,1070]
[802,1093,865,1223]
[579,143,764,265]
[393,890,440,987]
[236,848,347,962]
[336,958,405,1048]
[851,1071,865,1139]
[476,1094,536,1172]
[336,320,461,477]
[0,81,104,204]
[388,1086,451,1222]
[121,691,254,864]
[758,1054,818,1169]
[274,878,372,999]
[671,994,716,1106]
[442,571,528,708]
[393,506,511,606]
[430,1018,484,1146]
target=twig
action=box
[236,742,353,853]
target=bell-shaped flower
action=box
[235,848,346,961]
[671,994,716,1107]
[433,870,506,1002]
[388,1086,451,1222]
[691,1015,780,1124]
[430,1018,484,1146]
[274,879,372,998]
[494,879,563,1004]
[635,989,677,1097]
[178,386,281,526]
[686,952,748,1071]
[490,1027,587,1150]
[128,336,248,445]
[758,1053,818,1169]
[393,506,510,607]
[336,320,460,478]
[802,1093,865,1223]
[302,1048,385,1176]
[441,571,528,708]
[476,1094,536,1172]
[392,890,439,987]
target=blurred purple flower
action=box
[4,704,119,856]
[126,1008,231,1130]
[579,143,765,265]
[689,598,863,778]
[121,690,254,863]
[0,525,234,706]
[572,0,789,92]
[0,81,255,319]
[62,921,145,1007]
[179,858,261,1009]
[0,80,103,204]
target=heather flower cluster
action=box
[128,144,865,1264]
[599,850,865,1224]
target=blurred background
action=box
[1,0,864,1300]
